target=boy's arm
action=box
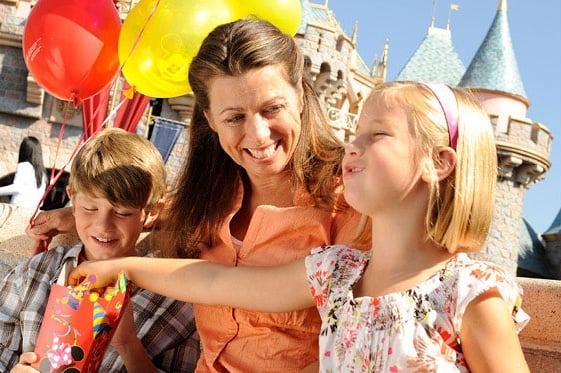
[0,268,32,371]
[460,289,530,373]
[110,303,157,373]
[70,256,315,312]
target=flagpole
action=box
[431,0,438,27]
[447,3,459,30]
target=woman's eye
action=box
[265,105,283,116]
[225,115,244,126]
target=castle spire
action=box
[499,0,506,11]
[351,21,358,44]
[459,0,526,100]
[379,39,389,82]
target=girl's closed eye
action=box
[372,130,390,138]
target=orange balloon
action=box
[119,0,245,98]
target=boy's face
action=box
[71,192,147,260]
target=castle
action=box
[0,0,558,279]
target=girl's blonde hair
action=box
[68,128,166,212]
[358,81,497,253]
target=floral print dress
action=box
[305,245,529,372]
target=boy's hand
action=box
[10,352,40,372]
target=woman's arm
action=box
[25,207,75,254]
[69,256,315,312]
[460,289,530,373]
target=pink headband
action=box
[421,82,459,150]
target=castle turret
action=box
[394,23,465,85]
[541,208,561,279]
[459,0,552,273]
[294,0,379,141]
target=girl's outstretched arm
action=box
[460,289,530,373]
[69,257,314,312]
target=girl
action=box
[0,136,47,210]
[69,81,530,372]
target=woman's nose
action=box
[248,115,271,143]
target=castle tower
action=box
[395,21,465,85]
[458,0,552,273]
[541,208,561,279]
[294,0,382,141]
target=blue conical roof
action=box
[297,0,314,34]
[519,219,556,278]
[394,26,466,85]
[544,207,561,235]
[459,1,527,99]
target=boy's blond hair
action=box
[356,81,497,253]
[68,128,166,212]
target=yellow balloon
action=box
[119,0,244,98]
[242,0,303,36]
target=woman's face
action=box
[204,64,304,182]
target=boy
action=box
[0,128,199,372]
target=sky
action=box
[323,0,561,234]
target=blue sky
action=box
[323,0,561,234]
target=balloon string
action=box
[106,94,129,125]
[28,100,98,249]
[118,0,161,77]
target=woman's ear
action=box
[421,147,456,183]
[203,110,216,132]
[143,199,165,228]
[297,78,304,115]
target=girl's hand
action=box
[68,259,123,288]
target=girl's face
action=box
[204,64,304,182]
[342,97,424,216]
[72,192,146,260]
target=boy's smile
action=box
[71,193,146,260]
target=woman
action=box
[28,18,366,372]
[0,136,47,210]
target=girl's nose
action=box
[345,141,359,156]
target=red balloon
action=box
[22,0,121,104]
